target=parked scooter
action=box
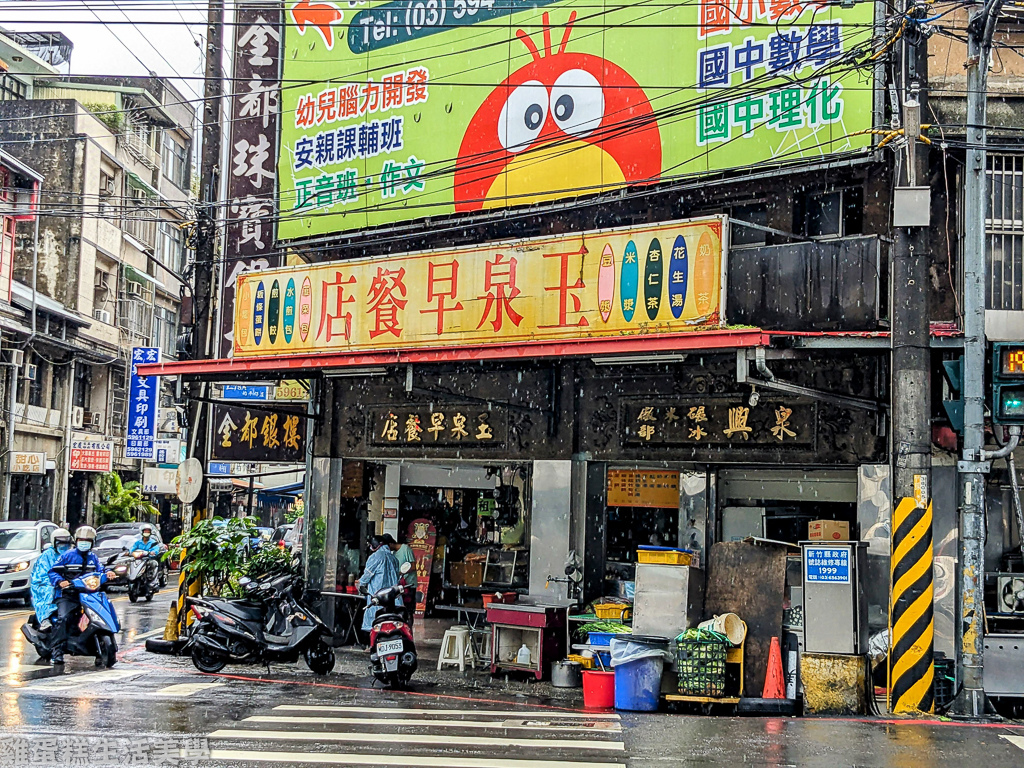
[182,572,335,675]
[21,562,121,667]
[368,561,418,689]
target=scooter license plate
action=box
[377,639,403,655]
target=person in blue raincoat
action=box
[29,528,72,628]
[355,535,400,631]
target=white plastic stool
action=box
[470,627,492,663]
[437,626,475,671]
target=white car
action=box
[0,520,58,605]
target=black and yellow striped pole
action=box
[888,497,935,714]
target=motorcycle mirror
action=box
[400,561,413,575]
[238,576,252,585]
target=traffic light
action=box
[991,343,1024,424]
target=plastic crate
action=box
[934,656,956,710]
[588,631,618,647]
[676,636,728,697]
[567,653,594,669]
[593,603,633,621]
[637,547,693,566]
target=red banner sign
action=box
[407,518,437,618]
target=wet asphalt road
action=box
[1,592,1024,767]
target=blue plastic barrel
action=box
[613,656,664,712]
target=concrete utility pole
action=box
[186,0,225,522]
[888,11,933,713]
[954,0,1004,718]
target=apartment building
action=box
[0,29,193,527]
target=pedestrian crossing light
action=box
[992,343,1024,424]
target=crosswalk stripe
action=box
[24,668,138,690]
[210,728,624,751]
[273,704,620,719]
[156,682,225,697]
[1003,735,1024,752]
[246,715,621,733]
[209,750,626,768]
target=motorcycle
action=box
[368,561,418,689]
[112,549,160,603]
[21,562,120,668]
[182,572,335,676]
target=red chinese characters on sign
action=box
[699,0,826,37]
[541,249,588,329]
[476,254,523,332]
[420,260,463,335]
[367,267,408,339]
[70,440,114,473]
[317,271,356,342]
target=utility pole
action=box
[954,0,1004,718]
[186,0,225,523]
[888,4,933,714]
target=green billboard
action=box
[278,0,876,239]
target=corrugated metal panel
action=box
[35,86,117,106]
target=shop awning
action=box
[136,328,772,378]
[124,264,166,291]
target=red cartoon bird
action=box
[454,11,662,212]
[291,0,344,51]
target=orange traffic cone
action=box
[762,636,785,699]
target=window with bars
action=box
[0,74,27,102]
[987,154,1024,311]
[157,220,185,273]
[151,306,178,359]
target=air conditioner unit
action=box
[9,349,23,368]
[24,364,37,381]
[127,281,144,299]
[93,309,111,324]
[94,271,110,290]
[105,178,116,195]
[90,411,103,430]
[997,574,1024,615]
[72,406,84,429]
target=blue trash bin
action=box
[614,656,664,712]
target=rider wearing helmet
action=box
[128,524,160,556]
[47,526,114,665]
[29,528,72,629]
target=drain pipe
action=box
[754,347,776,381]
[975,425,1021,462]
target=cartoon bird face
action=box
[454,12,662,212]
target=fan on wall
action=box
[997,574,1024,614]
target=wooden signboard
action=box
[407,518,437,618]
[607,469,680,509]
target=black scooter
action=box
[182,573,335,675]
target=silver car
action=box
[0,520,58,605]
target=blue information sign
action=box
[208,462,233,476]
[126,347,159,459]
[804,546,851,584]
[222,384,270,401]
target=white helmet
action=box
[74,525,96,542]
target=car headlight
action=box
[12,561,30,572]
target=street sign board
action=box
[804,545,851,584]
[126,347,159,458]
[222,384,271,401]
[208,462,233,476]
[11,452,45,474]
[70,440,114,473]
[211,403,306,463]
[143,467,178,495]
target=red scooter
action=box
[368,561,417,689]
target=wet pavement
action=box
[1,593,1023,766]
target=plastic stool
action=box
[470,627,492,663]
[437,626,475,671]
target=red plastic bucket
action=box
[582,670,615,709]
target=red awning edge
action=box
[137,328,770,378]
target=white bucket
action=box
[697,613,746,646]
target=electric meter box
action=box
[800,541,868,655]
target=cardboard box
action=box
[808,520,850,541]
[449,562,484,587]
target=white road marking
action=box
[155,682,225,697]
[131,628,166,641]
[1003,735,1024,752]
[273,704,620,719]
[246,715,621,733]
[209,729,623,751]
[23,668,138,690]
[210,750,625,768]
